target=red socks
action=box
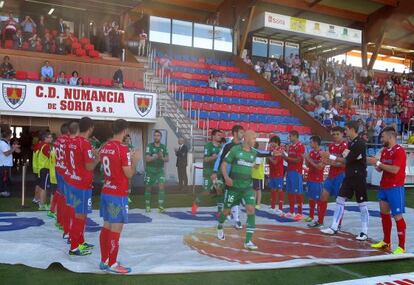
[109,231,121,267]
[381,213,392,244]
[278,192,284,210]
[296,194,303,215]
[70,217,86,251]
[288,194,295,214]
[309,199,316,219]
[50,193,57,213]
[396,218,406,250]
[317,201,327,225]
[270,191,277,209]
[62,204,71,235]
[288,194,303,214]
[271,191,284,210]
[100,227,111,263]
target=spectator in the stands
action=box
[333,80,344,104]
[43,33,54,53]
[102,22,111,53]
[64,28,75,54]
[360,68,368,84]
[325,103,339,121]
[109,22,124,58]
[285,53,294,73]
[291,65,300,82]
[3,13,18,40]
[56,71,67,85]
[263,59,272,81]
[37,15,46,40]
[77,77,85,86]
[113,68,124,88]
[357,119,366,134]
[55,32,67,55]
[0,56,15,79]
[293,54,301,66]
[40,61,54,82]
[160,55,172,73]
[217,73,228,90]
[138,29,147,57]
[20,16,37,41]
[366,120,375,144]
[12,30,24,49]
[314,102,326,121]
[69,71,79,86]
[254,61,262,73]
[208,73,217,89]
[57,18,67,34]
[28,33,39,50]
[400,106,412,133]
[373,120,383,144]
[244,55,252,65]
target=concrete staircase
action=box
[143,66,207,163]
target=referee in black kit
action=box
[320,120,369,241]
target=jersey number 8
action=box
[102,156,111,176]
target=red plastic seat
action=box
[89,50,100,58]
[84,44,94,51]
[134,81,144,89]
[4,40,13,49]
[220,121,232,131]
[75,49,86,57]
[15,71,27,80]
[124,80,134,89]
[26,71,40,81]
[22,42,29,50]
[208,120,219,129]
[71,43,81,53]
[89,77,100,86]
[101,78,113,87]
[80,37,90,46]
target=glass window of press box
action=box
[149,16,233,53]
[214,27,233,52]
[149,16,171,44]
[172,19,193,47]
[193,23,213,50]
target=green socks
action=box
[158,188,165,208]
[246,214,256,243]
[217,194,224,213]
[144,187,151,208]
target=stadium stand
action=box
[155,52,312,140]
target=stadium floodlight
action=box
[48,8,54,15]
[0,1,4,8]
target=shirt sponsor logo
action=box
[237,160,254,167]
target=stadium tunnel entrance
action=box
[0,114,149,174]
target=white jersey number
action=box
[102,156,111,176]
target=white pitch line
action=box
[258,237,380,253]
[327,264,367,279]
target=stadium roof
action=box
[130,0,414,59]
[6,0,414,58]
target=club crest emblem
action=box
[134,94,153,117]
[2,83,26,109]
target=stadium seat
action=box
[4,40,13,49]
[26,71,40,81]
[15,71,27,80]
[89,77,100,86]
[101,78,113,87]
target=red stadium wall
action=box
[0,49,144,83]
